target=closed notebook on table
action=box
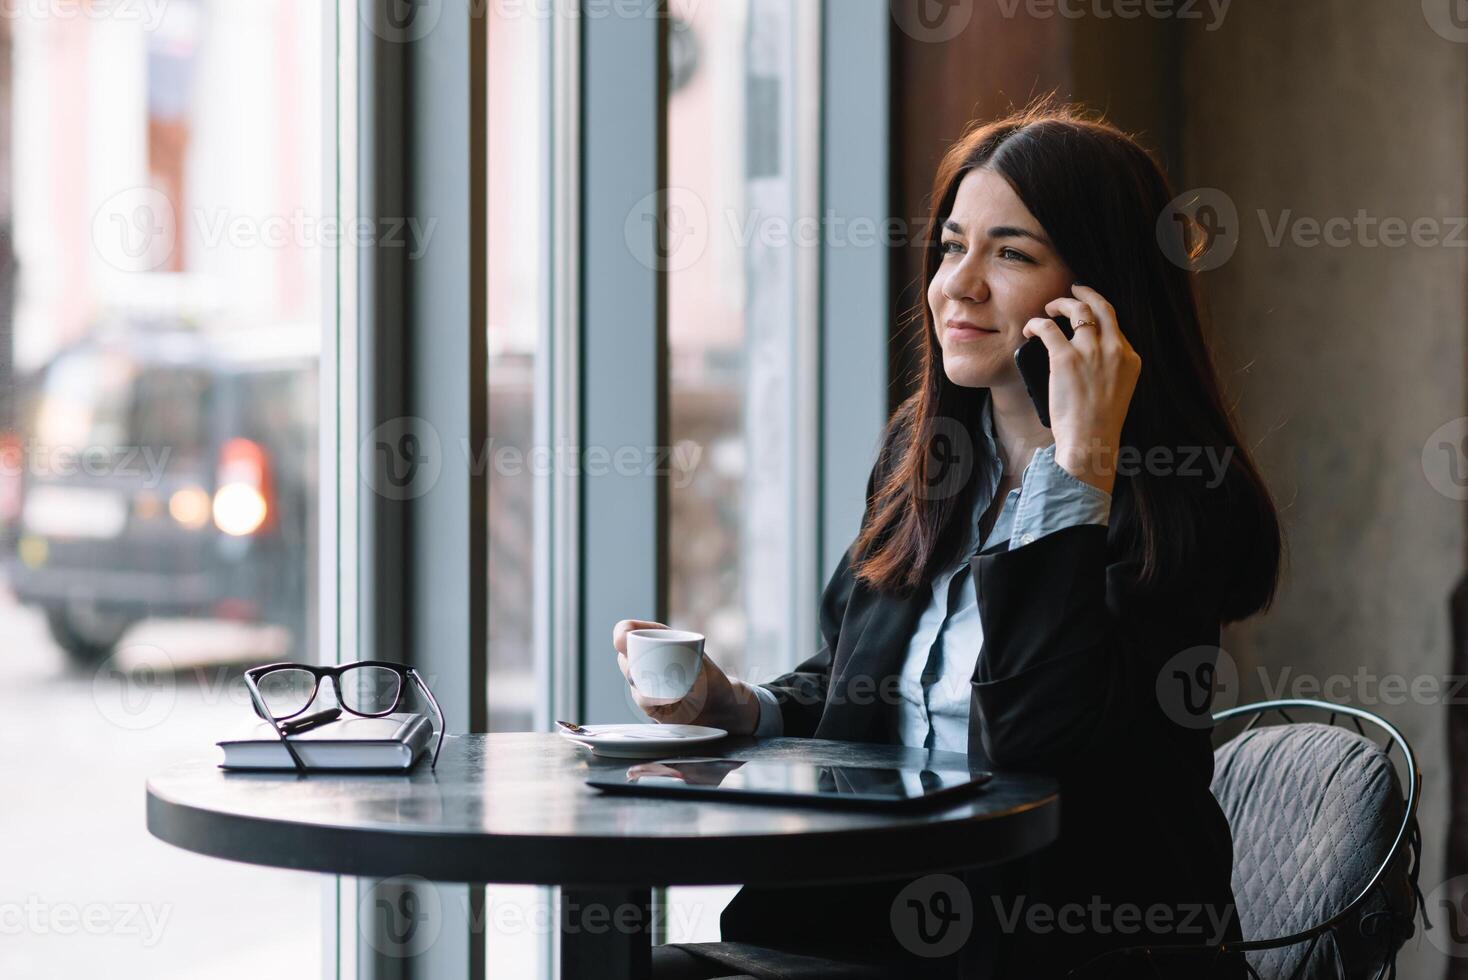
[217,712,433,771]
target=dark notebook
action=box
[217,712,432,771]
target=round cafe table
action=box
[147,733,1059,979]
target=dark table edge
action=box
[145,784,1060,887]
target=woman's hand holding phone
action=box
[611,619,761,734]
[1022,283,1142,496]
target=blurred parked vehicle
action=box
[0,322,317,667]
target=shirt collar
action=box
[978,392,1054,482]
[971,395,1003,523]
[978,393,999,459]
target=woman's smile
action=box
[945,318,999,342]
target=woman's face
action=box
[927,168,1075,389]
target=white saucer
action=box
[558,724,728,759]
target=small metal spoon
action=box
[557,720,701,740]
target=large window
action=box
[665,0,821,690]
[663,0,823,944]
[486,0,545,738]
[0,0,891,975]
[484,2,552,975]
[0,1,326,975]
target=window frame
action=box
[338,0,891,976]
[819,0,890,583]
[345,0,489,976]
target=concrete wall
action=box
[1181,4,1468,977]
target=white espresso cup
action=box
[626,628,706,703]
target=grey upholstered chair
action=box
[1076,699,1424,980]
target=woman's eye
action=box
[940,240,964,255]
[999,246,1032,263]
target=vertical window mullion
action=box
[820,0,889,583]
[327,0,357,975]
[793,0,824,678]
[578,0,664,724]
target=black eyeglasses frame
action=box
[243,660,445,773]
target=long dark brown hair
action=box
[851,100,1282,624]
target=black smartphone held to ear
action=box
[1014,314,1074,428]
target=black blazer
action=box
[720,465,1244,979]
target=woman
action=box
[615,101,1283,979]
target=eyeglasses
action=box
[243,660,445,773]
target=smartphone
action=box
[1013,314,1074,428]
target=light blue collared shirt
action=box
[752,396,1112,751]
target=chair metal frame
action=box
[1071,698,1424,980]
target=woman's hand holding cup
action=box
[611,619,762,734]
